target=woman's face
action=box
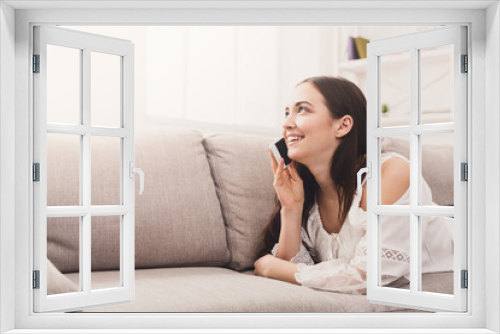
[282,82,341,167]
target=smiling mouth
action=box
[287,136,304,146]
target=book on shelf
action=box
[347,36,359,60]
[346,36,370,60]
[354,37,370,59]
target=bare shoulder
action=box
[359,155,410,211]
[381,156,410,205]
[381,155,410,178]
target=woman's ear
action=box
[335,115,354,139]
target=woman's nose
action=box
[282,113,295,130]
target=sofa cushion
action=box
[133,128,230,268]
[47,259,79,295]
[203,134,277,271]
[67,267,436,312]
[47,127,230,272]
[68,268,344,312]
[381,137,454,206]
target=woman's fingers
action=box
[274,158,291,186]
[288,161,302,183]
[268,149,278,173]
[276,157,284,177]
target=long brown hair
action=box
[260,76,367,256]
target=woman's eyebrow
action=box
[285,101,313,111]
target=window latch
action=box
[129,162,145,195]
[357,164,371,195]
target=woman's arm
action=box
[275,207,303,261]
[254,254,300,285]
[267,150,305,261]
[255,156,412,293]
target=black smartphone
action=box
[269,138,292,169]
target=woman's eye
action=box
[284,106,307,118]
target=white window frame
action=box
[33,25,136,313]
[366,26,468,312]
[1,2,498,333]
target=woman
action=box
[254,76,453,294]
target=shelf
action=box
[338,48,452,75]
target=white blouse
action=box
[271,153,454,294]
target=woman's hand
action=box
[269,149,304,211]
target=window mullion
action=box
[45,124,130,138]
[82,213,91,294]
[82,47,91,208]
[45,205,130,217]
[82,47,91,295]
[409,47,420,294]
[90,205,130,216]
[46,124,89,135]
[373,123,454,138]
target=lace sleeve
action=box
[272,243,314,266]
[295,215,412,294]
[294,259,369,295]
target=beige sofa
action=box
[46,127,454,312]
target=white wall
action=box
[58,25,452,145]
[62,25,334,135]
[146,25,333,132]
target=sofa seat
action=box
[65,268,451,313]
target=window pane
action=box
[380,136,410,206]
[91,136,121,206]
[420,133,454,206]
[380,51,410,127]
[379,215,411,290]
[47,133,80,206]
[47,217,80,295]
[420,216,454,295]
[91,216,121,290]
[91,52,121,128]
[47,44,81,125]
[420,44,454,124]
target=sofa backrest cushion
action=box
[203,134,277,271]
[381,137,454,206]
[47,128,230,272]
[133,128,231,268]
